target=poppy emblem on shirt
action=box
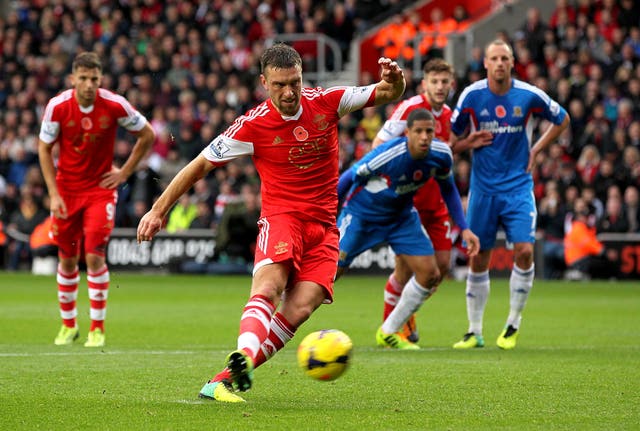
[495,106,507,118]
[413,170,423,181]
[293,126,309,141]
[81,117,93,130]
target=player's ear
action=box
[260,74,268,89]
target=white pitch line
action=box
[2,345,636,358]
[173,399,208,405]
[0,349,220,358]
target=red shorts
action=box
[52,188,118,259]
[253,213,339,303]
[419,210,453,252]
[414,179,452,252]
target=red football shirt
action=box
[39,88,147,191]
[202,85,377,225]
[375,93,453,214]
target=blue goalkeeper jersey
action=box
[340,137,454,224]
[450,78,568,195]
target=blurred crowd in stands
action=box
[0,0,639,277]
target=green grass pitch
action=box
[1,272,638,430]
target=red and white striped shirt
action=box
[39,88,147,191]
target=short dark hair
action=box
[407,108,434,128]
[423,58,454,76]
[260,43,302,73]
[72,52,102,72]
[485,39,514,57]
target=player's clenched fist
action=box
[378,57,404,83]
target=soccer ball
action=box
[297,329,353,381]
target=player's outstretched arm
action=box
[373,58,406,106]
[137,155,214,243]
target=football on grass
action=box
[297,329,353,381]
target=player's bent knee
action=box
[85,254,106,271]
[514,244,534,268]
[415,268,441,289]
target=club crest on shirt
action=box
[81,117,93,130]
[313,114,329,131]
[99,115,111,129]
[512,106,523,117]
[494,105,507,118]
[293,126,309,141]
[274,241,289,255]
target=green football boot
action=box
[453,332,485,349]
[376,326,420,350]
[198,379,246,403]
[54,325,79,346]
[496,325,519,350]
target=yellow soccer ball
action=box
[297,329,353,381]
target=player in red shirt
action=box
[372,59,490,344]
[137,43,406,403]
[38,52,155,348]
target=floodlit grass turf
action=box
[1,272,638,430]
